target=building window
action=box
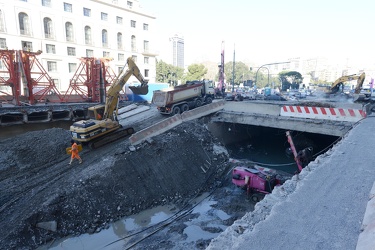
[118,53,124,61]
[84,26,92,45]
[131,35,136,52]
[46,44,55,54]
[143,23,148,31]
[64,3,72,12]
[42,0,51,7]
[144,57,149,64]
[144,69,149,77]
[103,51,110,57]
[68,63,77,73]
[101,12,108,21]
[43,17,54,39]
[65,22,74,42]
[117,32,122,50]
[22,41,32,51]
[52,79,60,90]
[116,16,123,24]
[132,55,137,62]
[0,10,5,32]
[131,20,136,28]
[143,40,149,52]
[102,29,108,47]
[83,8,91,17]
[67,47,76,56]
[47,61,57,72]
[19,12,30,35]
[127,1,133,8]
[0,38,7,49]
[86,49,93,57]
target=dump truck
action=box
[152,80,215,115]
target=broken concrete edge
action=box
[181,101,225,122]
[129,101,225,145]
[356,180,375,250]
[36,221,57,232]
[118,105,150,119]
[129,114,183,145]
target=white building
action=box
[169,34,184,68]
[0,0,157,92]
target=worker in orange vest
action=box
[69,140,82,165]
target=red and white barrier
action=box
[280,105,366,122]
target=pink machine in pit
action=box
[232,165,285,202]
[232,131,306,202]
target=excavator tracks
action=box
[88,127,135,149]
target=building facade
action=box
[169,34,184,68]
[0,0,157,92]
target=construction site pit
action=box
[0,110,338,250]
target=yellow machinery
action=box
[329,72,365,95]
[70,57,148,148]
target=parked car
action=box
[225,93,244,101]
[264,94,287,101]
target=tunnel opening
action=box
[0,113,24,125]
[72,109,87,120]
[209,122,339,174]
[52,110,70,120]
[28,112,49,122]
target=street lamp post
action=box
[255,61,290,88]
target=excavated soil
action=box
[0,118,238,249]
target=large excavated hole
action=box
[209,122,339,173]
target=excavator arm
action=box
[330,74,358,94]
[354,72,366,94]
[104,57,148,120]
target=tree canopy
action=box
[184,64,208,82]
[155,60,184,85]
[279,71,303,91]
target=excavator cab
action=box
[87,105,105,120]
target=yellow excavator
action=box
[70,57,149,148]
[329,72,366,95]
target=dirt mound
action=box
[0,119,229,249]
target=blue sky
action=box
[140,0,374,68]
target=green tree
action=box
[156,60,183,85]
[184,64,208,82]
[279,71,303,91]
[224,61,254,89]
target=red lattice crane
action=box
[63,57,120,103]
[20,50,63,104]
[0,49,20,105]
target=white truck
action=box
[152,80,215,115]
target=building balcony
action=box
[142,49,158,57]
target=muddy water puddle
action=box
[40,192,234,250]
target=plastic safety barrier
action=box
[280,105,366,122]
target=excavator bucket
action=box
[129,85,149,95]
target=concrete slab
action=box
[356,181,375,250]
